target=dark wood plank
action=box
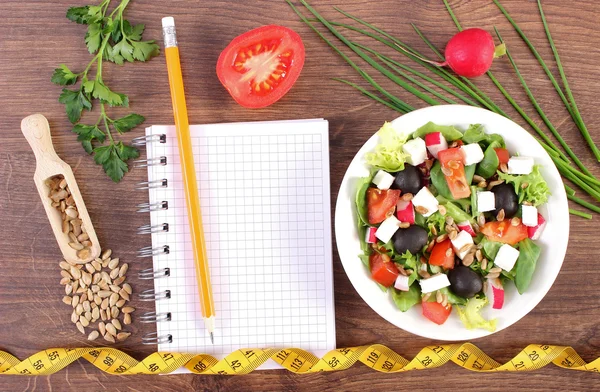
[1,0,600,390]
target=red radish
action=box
[445,28,496,78]
[457,221,476,237]
[425,132,448,159]
[396,200,415,224]
[486,278,505,309]
[365,227,377,244]
[527,213,546,240]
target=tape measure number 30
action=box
[1,343,599,375]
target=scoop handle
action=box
[21,114,59,162]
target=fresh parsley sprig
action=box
[52,0,159,182]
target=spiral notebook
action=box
[138,118,335,372]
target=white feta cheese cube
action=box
[375,215,400,243]
[521,205,539,227]
[494,244,520,271]
[508,156,534,175]
[419,273,451,293]
[394,274,410,292]
[450,230,474,259]
[460,143,484,166]
[402,137,427,166]
[372,170,395,190]
[477,191,496,213]
[412,187,439,217]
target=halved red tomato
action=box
[494,148,510,165]
[480,221,528,245]
[216,25,305,108]
[370,252,399,287]
[422,301,452,325]
[367,188,401,224]
[429,239,455,270]
[438,148,471,199]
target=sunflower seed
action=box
[478,213,486,227]
[75,303,83,315]
[109,268,120,280]
[82,272,92,286]
[102,259,110,268]
[124,313,132,325]
[91,260,101,272]
[105,323,117,336]
[60,277,71,285]
[436,290,443,303]
[422,292,431,302]
[92,307,100,320]
[122,283,132,295]
[116,299,126,308]
[122,306,135,314]
[399,221,410,229]
[103,333,115,343]
[98,290,112,299]
[489,267,503,274]
[110,285,121,293]
[448,230,458,240]
[111,319,122,331]
[476,249,483,262]
[418,269,431,279]
[87,288,93,300]
[113,276,126,286]
[511,217,521,226]
[101,309,108,321]
[69,242,84,250]
[60,270,72,280]
[415,206,429,215]
[441,294,448,308]
[71,295,80,308]
[111,307,120,318]
[80,315,89,327]
[108,258,119,270]
[88,330,99,341]
[59,261,71,270]
[84,263,95,274]
[496,209,505,222]
[71,310,79,324]
[76,248,91,260]
[459,243,473,254]
[462,253,474,267]
[487,179,504,190]
[481,258,488,271]
[94,295,102,306]
[438,205,447,216]
[65,284,73,295]
[98,321,106,336]
[441,166,453,176]
[436,233,448,243]
[62,295,72,305]
[117,332,131,342]
[76,322,85,334]
[486,271,500,279]
[92,273,101,285]
[401,193,413,201]
[102,249,112,260]
[62,220,70,233]
[109,292,119,307]
[69,266,81,280]
[83,301,91,312]
[84,311,92,322]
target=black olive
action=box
[392,225,428,255]
[492,183,519,218]
[391,164,423,195]
[448,265,483,298]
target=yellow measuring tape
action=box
[1,343,600,375]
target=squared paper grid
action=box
[144,119,334,371]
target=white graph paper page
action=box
[144,119,335,371]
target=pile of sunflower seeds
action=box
[46,175,92,260]
[60,249,135,343]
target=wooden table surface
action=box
[1,0,600,390]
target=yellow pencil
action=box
[162,16,215,343]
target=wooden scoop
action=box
[21,114,101,264]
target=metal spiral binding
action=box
[133,156,168,168]
[137,245,170,258]
[139,289,171,301]
[138,267,170,280]
[139,311,171,323]
[136,179,168,190]
[131,134,166,146]
[137,223,169,235]
[136,201,169,213]
[141,332,173,345]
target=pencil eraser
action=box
[162,17,175,28]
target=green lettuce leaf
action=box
[365,122,409,172]
[392,284,421,312]
[412,121,463,141]
[515,238,541,294]
[462,124,505,148]
[476,141,501,179]
[456,296,497,332]
[498,165,550,206]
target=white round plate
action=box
[335,105,569,341]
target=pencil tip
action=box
[210,332,214,344]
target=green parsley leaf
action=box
[93,143,139,182]
[132,40,160,62]
[113,114,145,133]
[66,6,91,24]
[112,39,135,63]
[88,81,127,107]
[59,88,92,123]
[129,23,145,41]
[85,22,102,54]
[72,124,106,153]
[51,64,79,86]
[116,141,140,161]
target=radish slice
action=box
[394,275,410,292]
[527,213,546,240]
[425,132,448,159]
[485,278,505,309]
[365,227,377,244]
[457,221,476,237]
[396,200,415,224]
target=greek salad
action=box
[356,121,550,330]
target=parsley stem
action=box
[100,104,115,144]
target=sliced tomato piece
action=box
[429,239,455,270]
[480,221,528,245]
[494,148,510,165]
[422,301,452,325]
[367,188,401,224]
[370,252,399,287]
[216,25,305,108]
[437,148,471,199]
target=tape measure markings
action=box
[2,344,600,375]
